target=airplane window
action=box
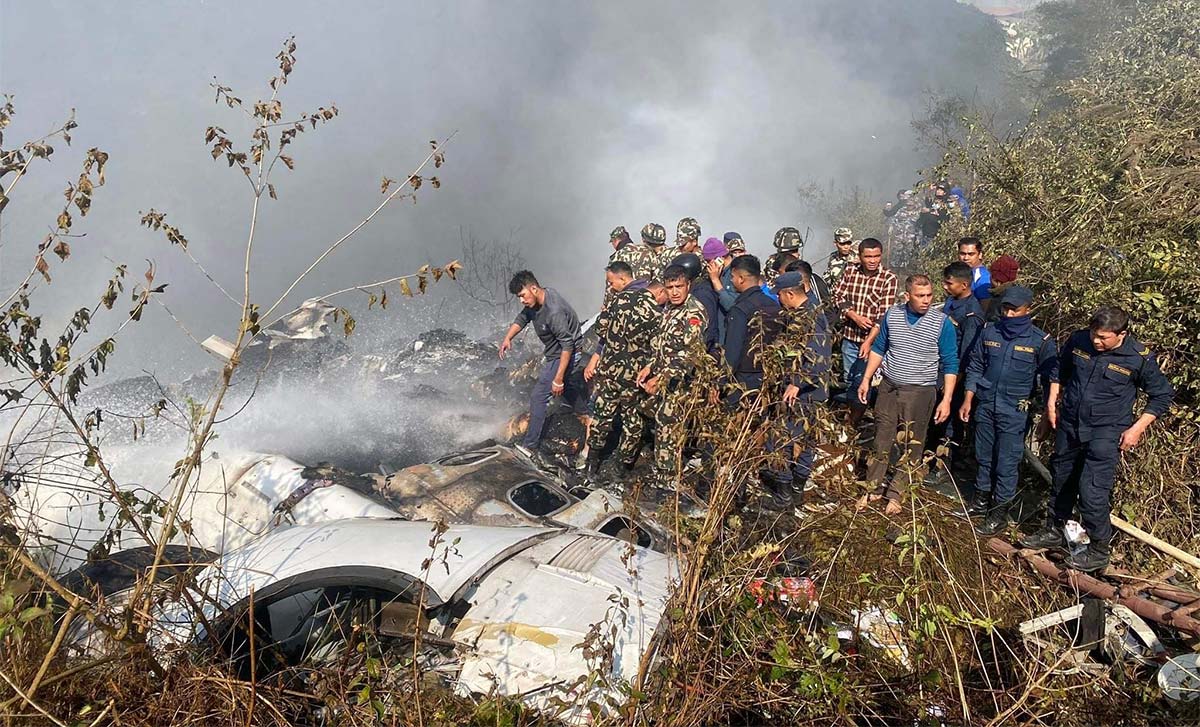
[598,516,653,549]
[219,586,420,678]
[435,450,499,467]
[508,481,569,517]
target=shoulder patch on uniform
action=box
[1135,343,1150,356]
[687,317,702,327]
[1108,363,1132,375]
[985,340,1002,348]
[1073,350,1090,360]
[1014,345,1035,353]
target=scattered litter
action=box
[1105,605,1164,666]
[843,606,911,669]
[748,576,818,610]
[1065,520,1090,557]
[1158,653,1200,701]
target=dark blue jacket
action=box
[724,286,782,378]
[944,295,985,367]
[690,278,722,354]
[964,322,1057,410]
[1057,329,1174,435]
[790,296,832,403]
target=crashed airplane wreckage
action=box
[45,446,679,721]
[66,519,674,724]
[27,447,676,721]
[3,304,680,720]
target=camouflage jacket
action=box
[825,252,855,288]
[652,244,686,277]
[609,242,659,282]
[595,285,659,382]
[763,251,798,285]
[650,295,708,383]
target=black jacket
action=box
[690,278,721,355]
[724,286,783,378]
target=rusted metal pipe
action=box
[1105,566,1200,605]
[987,538,1200,635]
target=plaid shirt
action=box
[833,264,899,343]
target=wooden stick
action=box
[1110,515,1200,572]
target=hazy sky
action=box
[0,0,1009,379]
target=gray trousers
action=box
[865,378,937,501]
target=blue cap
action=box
[1001,285,1034,308]
[772,271,804,294]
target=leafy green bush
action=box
[928,0,1200,550]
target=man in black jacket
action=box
[724,255,782,398]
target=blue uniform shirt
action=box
[724,286,782,377]
[1056,329,1174,435]
[964,322,1058,409]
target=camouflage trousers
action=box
[644,383,693,477]
[587,377,645,465]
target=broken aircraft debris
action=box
[66,518,676,725]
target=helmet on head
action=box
[676,217,701,243]
[669,253,703,281]
[773,227,802,252]
[834,227,853,242]
[610,225,628,241]
[641,223,667,246]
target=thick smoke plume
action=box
[0,0,1011,379]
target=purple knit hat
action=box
[701,237,729,261]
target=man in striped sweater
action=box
[855,274,960,515]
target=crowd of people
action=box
[884,180,971,269]
[500,216,1175,573]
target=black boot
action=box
[789,485,806,516]
[758,475,790,512]
[974,499,1013,536]
[955,490,990,520]
[1018,521,1067,550]
[1065,540,1111,572]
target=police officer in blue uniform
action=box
[762,270,832,512]
[1020,306,1174,572]
[958,286,1057,535]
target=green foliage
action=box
[931,0,1200,409]
[927,0,1200,552]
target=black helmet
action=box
[670,253,703,281]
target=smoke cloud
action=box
[0,0,1011,379]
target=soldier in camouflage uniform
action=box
[583,260,660,480]
[764,227,803,286]
[637,263,709,486]
[608,225,658,283]
[674,217,701,255]
[640,222,669,275]
[825,227,855,288]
